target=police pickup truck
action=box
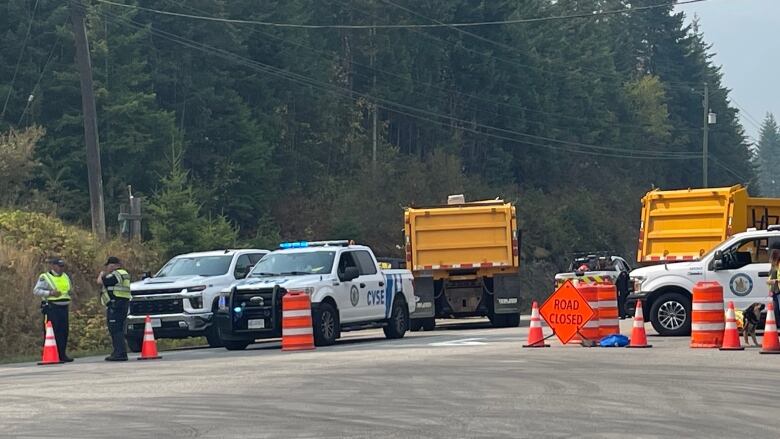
[126,249,269,351]
[214,241,416,350]
[628,227,780,336]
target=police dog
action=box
[743,303,765,346]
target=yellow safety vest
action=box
[101,269,132,304]
[40,272,72,302]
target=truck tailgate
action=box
[406,202,517,270]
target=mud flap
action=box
[493,273,523,314]
[411,276,435,319]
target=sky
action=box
[677,0,780,144]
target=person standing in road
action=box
[33,257,74,362]
[96,256,132,361]
[769,250,780,324]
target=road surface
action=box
[1,319,777,438]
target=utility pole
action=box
[69,0,106,240]
[702,82,709,188]
[370,25,377,170]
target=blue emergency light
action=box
[279,241,309,249]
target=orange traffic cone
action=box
[719,301,744,351]
[626,302,652,348]
[37,321,61,365]
[523,301,549,348]
[760,300,780,355]
[138,315,162,360]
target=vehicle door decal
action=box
[385,274,394,318]
[729,273,753,297]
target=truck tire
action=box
[313,302,338,346]
[223,339,251,351]
[649,292,691,336]
[422,317,436,331]
[490,312,520,328]
[205,325,224,348]
[126,335,142,353]
[383,298,409,339]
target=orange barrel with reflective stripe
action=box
[690,281,724,348]
[597,284,620,337]
[282,292,315,351]
[569,283,599,344]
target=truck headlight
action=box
[189,295,203,309]
[631,276,646,293]
[300,287,315,296]
[185,285,207,292]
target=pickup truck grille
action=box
[130,298,184,315]
[230,287,284,331]
[132,287,185,296]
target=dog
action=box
[743,302,765,347]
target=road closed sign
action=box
[539,281,595,344]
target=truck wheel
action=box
[500,313,521,328]
[649,292,691,336]
[383,298,409,339]
[126,335,142,353]
[422,317,436,331]
[205,325,224,348]
[223,339,251,351]
[313,302,338,346]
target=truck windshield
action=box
[156,256,232,277]
[250,251,336,276]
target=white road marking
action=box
[429,338,487,346]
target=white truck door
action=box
[708,237,770,311]
[353,250,386,320]
[335,251,365,323]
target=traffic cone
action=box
[37,321,61,365]
[523,301,549,348]
[138,315,162,360]
[626,302,652,348]
[719,301,744,351]
[760,300,780,355]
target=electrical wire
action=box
[95,7,701,160]
[709,155,748,182]
[17,38,61,126]
[94,0,708,29]
[1,0,40,121]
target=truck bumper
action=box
[126,312,213,338]
[214,310,280,342]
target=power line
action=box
[710,155,748,182]
[98,8,700,161]
[94,0,707,29]
[18,38,61,125]
[1,0,40,121]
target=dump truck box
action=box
[637,185,780,264]
[404,201,519,278]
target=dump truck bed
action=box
[637,185,780,263]
[405,201,519,277]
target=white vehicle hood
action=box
[630,260,703,278]
[232,274,329,291]
[131,275,213,290]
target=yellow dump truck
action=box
[637,185,780,264]
[404,196,521,330]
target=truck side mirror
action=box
[714,250,723,260]
[340,266,360,282]
[141,271,152,280]
[713,260,724,271]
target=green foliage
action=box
[755,114,780,197]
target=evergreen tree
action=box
[756,114,780,197]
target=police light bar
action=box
[279,240,353,249]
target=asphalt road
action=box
[1,318,778,439]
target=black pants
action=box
[107,299,129,357]
[44,303,69,359]
[773,294,780,325]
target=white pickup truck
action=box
[126,249,268,351]
[628,227,780,336]
[214,241,416,350]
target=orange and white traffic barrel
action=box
[597,284,620,337]
[690,281,724,348]
[570,283,599,344]
[282,292,315,351]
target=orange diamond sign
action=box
[539,281,595,344]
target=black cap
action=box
[104,256,121,266]
[48,257,65,266]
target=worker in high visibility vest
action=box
[96,256,132,361]
[32,257,74,362]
